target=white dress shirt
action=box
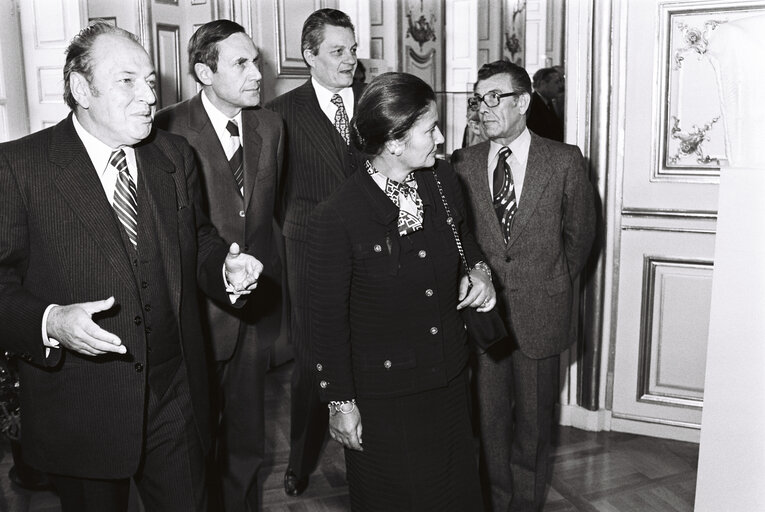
[201,90,244,162]
[486,127,531,202]
[312,77,355,125]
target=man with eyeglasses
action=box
[452,60,595,512]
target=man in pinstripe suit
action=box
[0,22,262,512]
[265,8,364,497]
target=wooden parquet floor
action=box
[0,361,699,512]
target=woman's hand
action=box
[329,405,363,451]
[457,268,497,312]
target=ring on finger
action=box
[481,298,490,306]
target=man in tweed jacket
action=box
[452,60,595,512]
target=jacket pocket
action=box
[545,273,570,296]
[352,237,395,276]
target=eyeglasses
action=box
[468,91,518,111]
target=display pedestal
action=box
[694,166,765,511]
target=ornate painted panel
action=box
[657,2,765,179]
[400,0,443,91]
[503,0,525,65]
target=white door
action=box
[609,0,764,442]
[18,0,85,133]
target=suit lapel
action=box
[135,140,181,313]
[466,143,506,245]
[294,81,347,182]
[188,94,244,199]
[241,108,262,212]
[50,117,137,296]
[507,134,553,248]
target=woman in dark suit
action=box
[308,72,497,511]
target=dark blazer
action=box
[155,94,284,360]
[526,91,564,142]
[265,79,365,242]
[0,115,231,478]
[452,134,595,358]
[308,161,484,401]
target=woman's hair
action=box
[350,72,436,156]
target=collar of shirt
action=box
[487,127,531,200]
[312,77,354,124]
[72,112,138,206]
[201,90,243,160]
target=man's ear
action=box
[517,92,531,116]
[303,48,315,69]
[69,72,91,109]
[194,62,214,86]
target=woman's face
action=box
[399,101,444,171]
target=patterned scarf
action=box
[366,160,424,236]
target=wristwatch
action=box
[473,261,492,280]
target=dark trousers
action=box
[213,323,270,512]
[50,362,206,512]
[474,345,559,512]
[285,237,328,478]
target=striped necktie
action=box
[331,94,350,145]
[226,120,244,196]
[111,149,138,249]
[492,146,517,243]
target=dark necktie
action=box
[226,120,244,195]
[111,149,138,249]
[492,146,517,243]
[331,94,350,145]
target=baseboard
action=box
[610,415,700,443]
[558,405,701,443]
[558,404,611,431]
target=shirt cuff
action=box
[42,304,60,358]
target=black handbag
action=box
[431,169,509,352]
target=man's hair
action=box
[301,9,355,65]
[350,72,436,156]
[188,19,247,84]
[476,59,532,96]
[532,67,560,89]
[63,21,139,110]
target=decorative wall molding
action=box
[502,0,525,64]
[155,24,181,109]
[622,226,717,234]
[654,2,765,181]
[400,0,442,90]
[636,256,713,410]
[621,208,717,220]
[274,0,315,77]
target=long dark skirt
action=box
[345,369,482,511]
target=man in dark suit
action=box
[452,60,595,511]
[265,8,363,497]
[526,67,565,142]
[155,20,283,512]
[0,22,262,512]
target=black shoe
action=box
[283,467,308,497]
